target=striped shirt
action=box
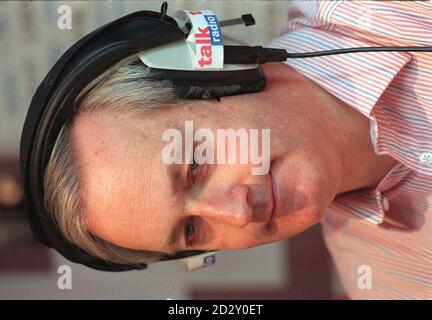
[265,1,432,299]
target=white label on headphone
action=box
[182,10,224,69]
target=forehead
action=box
[71,111,181,251]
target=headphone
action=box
[19,2,432,272]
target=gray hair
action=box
[43,55,188,265]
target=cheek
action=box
[219,227,263,249]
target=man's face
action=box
[73,63,342,255]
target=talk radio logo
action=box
[185,10,224,69]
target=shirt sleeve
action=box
[265,1,432,224]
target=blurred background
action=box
[0,0,346,299]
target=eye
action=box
[184,217,197,247]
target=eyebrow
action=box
[162,121,190,253]
[164,120,187,195]
[167,164,182,196]
[165,222,181,254]
[164,164,184,254]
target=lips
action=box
[268,169,278,225]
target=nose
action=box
[186,185,253,228]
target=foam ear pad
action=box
[175,78,266,99]
[146,66,266,99]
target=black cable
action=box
[285,46,432,58]
[224,45,432,64]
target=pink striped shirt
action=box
[266,1,432,299]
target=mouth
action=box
[268,168,278,225]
